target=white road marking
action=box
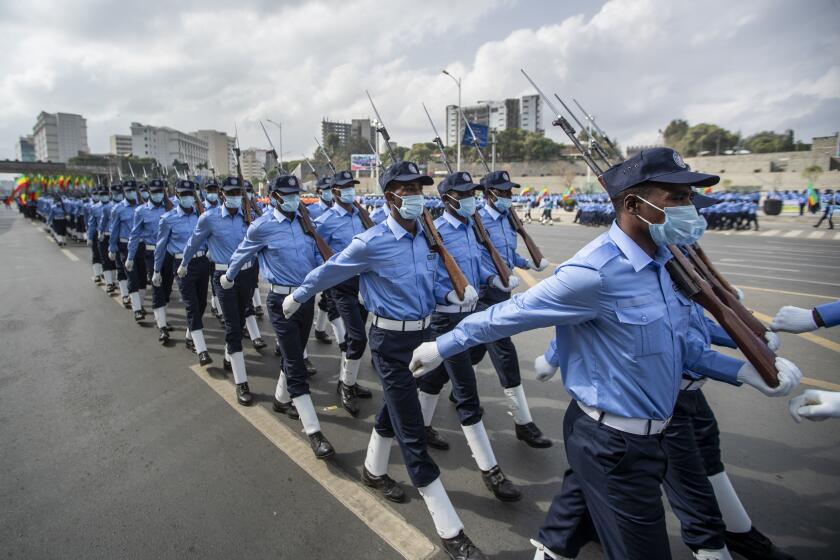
[835,232,840,241]
[714,261,798,273]
[187,364,438,560]
[738,285,838,300]
[759,229,781,237]
[61,249,79,262]
[783,230,802,238]
[808,231,826,239]
[720,258,838,270]
[719,271,840,288]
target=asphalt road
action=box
[1,208,838,560]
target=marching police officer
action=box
[85,187,105,284]
[285,160,488,560]
[98,185,123,296]
[109,179,147,320]
[127,178,168,332]
[409,148,803,560]
[201,178,225,322]
[226,174,336,459]
[305,175,337,345]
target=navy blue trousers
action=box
[267,292,314,398]
[214,266,257,354]
[537,402,671,560]
[153,252,176,310]
[98,236,121,275]
[90,237,102,264]
[176,256,210,332]
[331,277,368,359]
[318,290,340,322]
[662,388,726,552]
[416,311,483,427]
[469,287,521,388]
[692,390,725,476]
[118,241,146,293]
[368,325,440,488]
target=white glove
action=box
[770,305,818,333]
[764,330,780,352]
[789,389,840,422]
[151,272,162,287]
[534,257,549,272]
[108,251,116,261]
[98,232,104,241]
[446,285,478,306]
[508,275,521,289]
[534,354,557,382]
[220,274,235,290]
[282,294,301,318]
[176,264,187,278]
[734,287,745,302]
[86,238,92,247]
[737,357,802,397]
[125,260,134,272]
[409,341,443,377]
[524,258,534,270]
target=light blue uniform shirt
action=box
[109,200,140,252]
[86,202,104,239]
[306,199,332,220]
[98,201,113,236]
[227,208,322,285]
[433,212,495,305]
[816,299,840,328]
[153,205,202,272]
[315,203,366,254]
[181,206,250,268]
[437,221,744,421]
[127,201,167,260]
[294,215,438,321]
[370,204,389,224]
[480,205,529,270]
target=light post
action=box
[442,69,461,171]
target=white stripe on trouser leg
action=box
[693,548,733,560]
[315,306,328,331]
[364,430,393,477]
[245,315,261,340]
[211,295,219,311]
[139,289,146,302]
[153,307,167,329]
[504,384,534,425]
[303,348,309,359]
[418,391,440,427]
[118,280,129,297]
[229,351,248,385]
[462,421,497,471]
[340,358,361,386]
[530,539,567,559]
[252,289,262,307]
[129,291,142,312]
[274,370,291,403]
[186,329,192,340]
[708,472,752,533]
[418,478,463,539]
[330,318,346,345]
[293,394,321,435]
[191,329,207,353]
[104,270,114,284]
[224,347,230,362]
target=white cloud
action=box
[1,0,837,162]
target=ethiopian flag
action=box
[536,187,550,204]
[521,186,532,196]
[807,183,818,208]
[562,186,576,201]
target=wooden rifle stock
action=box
[297,202,334,260]
[353,201,375,229]
[473,212,511,287]
[507,208,544,264]
[667,247,779,388]
[684,246,767,339]
[420,209,469,300]
[691,244,737,296]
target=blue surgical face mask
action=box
[320,190,333,202]
[125,190,138,202]
[225,195,242,209]
[150,192,164,203]
[205,192,219,203]
[112,193,124,202]
[179,195,195,209]
[635,196,706,246]
[279,194,300,213]
[338,187,355,204]
[447,194,476,218]
[140,191,150,201]
[490,192,512,212]
[393,193,424,220]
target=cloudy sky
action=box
[1,0,838,160]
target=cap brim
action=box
[480,181,520,191]
[392,173,434,186]
[651,170,720,188]
[333,178,360,186]
[692,193,719,209]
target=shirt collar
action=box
[608,220,659,272]
[386,214,411,240]
[273,207,290,224]
[221,206,244,219]
[442,210,466,229]
[334,204,349,217]
[485,204,502,220]
[176,205,189,217]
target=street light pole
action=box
[442,70,462,171]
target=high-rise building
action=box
[351,119,376,148]
[32,111,89,162]
[15,135,36,162]
[130,122,208,170]
[445,95,543,146]
[520,94,543,134]
[109,134,132,156]
[192,129,234,175]
[321,119,352,147]
[240,148,268,181]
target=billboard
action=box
[461,122,489,148]
[351,153,377,171]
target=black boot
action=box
[273,398,299,420]
[158,327,170,344]
[106,283,116,293]
[725,527,796,560]
[352,383,372,399]
[307,431,335,459]
[515,422,552,448]
[134,310,145,322]
[235,382,253,406]
[314,329,332,344]
[425,426,450,450]
[481,465,522,502]
[254,305,264,318]
[441,531,487,560]
[252,337,267,349]
[185,338,195,353]
[198,351,212,366]
[122,296,131,308]
[274,342,283,358]
[303,357,317,376]
[337,381,360,417]
[362,467,405,503]
[223,357,231,371]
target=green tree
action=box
[679,123,739,156]
[663,119,689,151]
[744,130,794,153]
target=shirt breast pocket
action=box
[380,261,409,279]
[615,296,667,356]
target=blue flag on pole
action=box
[462,122,489,148]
